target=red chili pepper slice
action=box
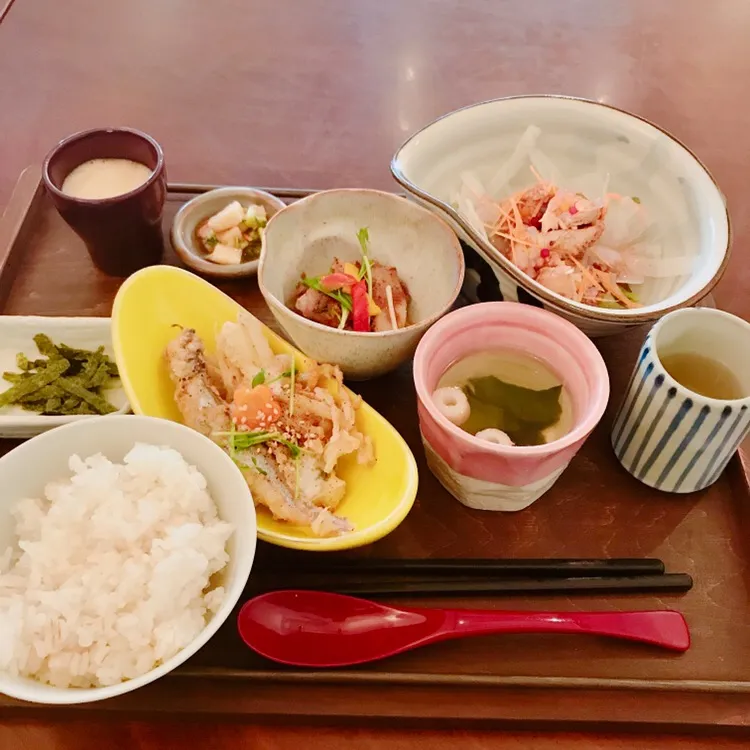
[321,273,358,292]
[351,280,370,332]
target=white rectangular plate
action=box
[0,316,130,438]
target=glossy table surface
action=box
[2,0,750,746]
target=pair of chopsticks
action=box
[254,558,693,597]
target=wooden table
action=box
[1,0,750,746]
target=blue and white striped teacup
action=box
[612,308,750,493]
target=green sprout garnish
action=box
[338,307,349,330]
[219,429,302,459]
[289,357,296,418]
[356,227,373,295]
[301,277,352,311]
[632,196,641,204]
[253,368,293,388]
[250,454,267,475]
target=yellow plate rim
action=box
[111,265,419,552]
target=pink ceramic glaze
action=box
[413,302,609,509]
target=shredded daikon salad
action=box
[452,127,694,309]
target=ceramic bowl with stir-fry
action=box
[258,189,465,379]
[391,96,731,337]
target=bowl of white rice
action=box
[0,415,257,704]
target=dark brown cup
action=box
[42,127,167,277]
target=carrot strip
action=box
[571,257,605,292]
[492,230,537,248]
[596,270,640,309]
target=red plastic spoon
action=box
[237,590,690,667]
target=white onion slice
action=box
[487,125,541,196]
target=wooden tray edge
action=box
[2,676,750,731]
[3,167,750,728]
[0,165,42,309]
[169,667,750,694]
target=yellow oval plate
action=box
[111,266,418,551]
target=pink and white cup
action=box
[413,302,610,511]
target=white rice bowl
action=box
[0,416,257,704]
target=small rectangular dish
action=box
[0,315,129,438]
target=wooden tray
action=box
[1,166,750,731]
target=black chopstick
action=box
[294,558,666,578]
[321,573,693,597]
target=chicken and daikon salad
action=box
[195,200,268,265]
[292,229,411,332]
[452,126,694,309]
[166,312,374,537]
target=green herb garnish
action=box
[289,357,296,417]
[631,196,641,204]
[356,227,373,295]
[250,454,268,475]
[205,235,218,249]
[227,421,264,474]
[301,277,353,311]
[252,368,292,388]
[338,307,349,330]
[228,419,237,461]
[224,430,302,459]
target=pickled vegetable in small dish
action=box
[196,200,267,266]
[433,349,573,447]
[0,316,130,438]
[1,334,119,416]
[291,229,411,332]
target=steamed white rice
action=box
[0,443,233,688]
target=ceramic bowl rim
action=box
[42,127,165,206]
[390,94,732,324]
[257,187,466,339]
[413,301,611,457]
[170,186,287,278]
[649,307,750,407]
[0,413,257,704]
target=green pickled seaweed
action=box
[0,335,121,416]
